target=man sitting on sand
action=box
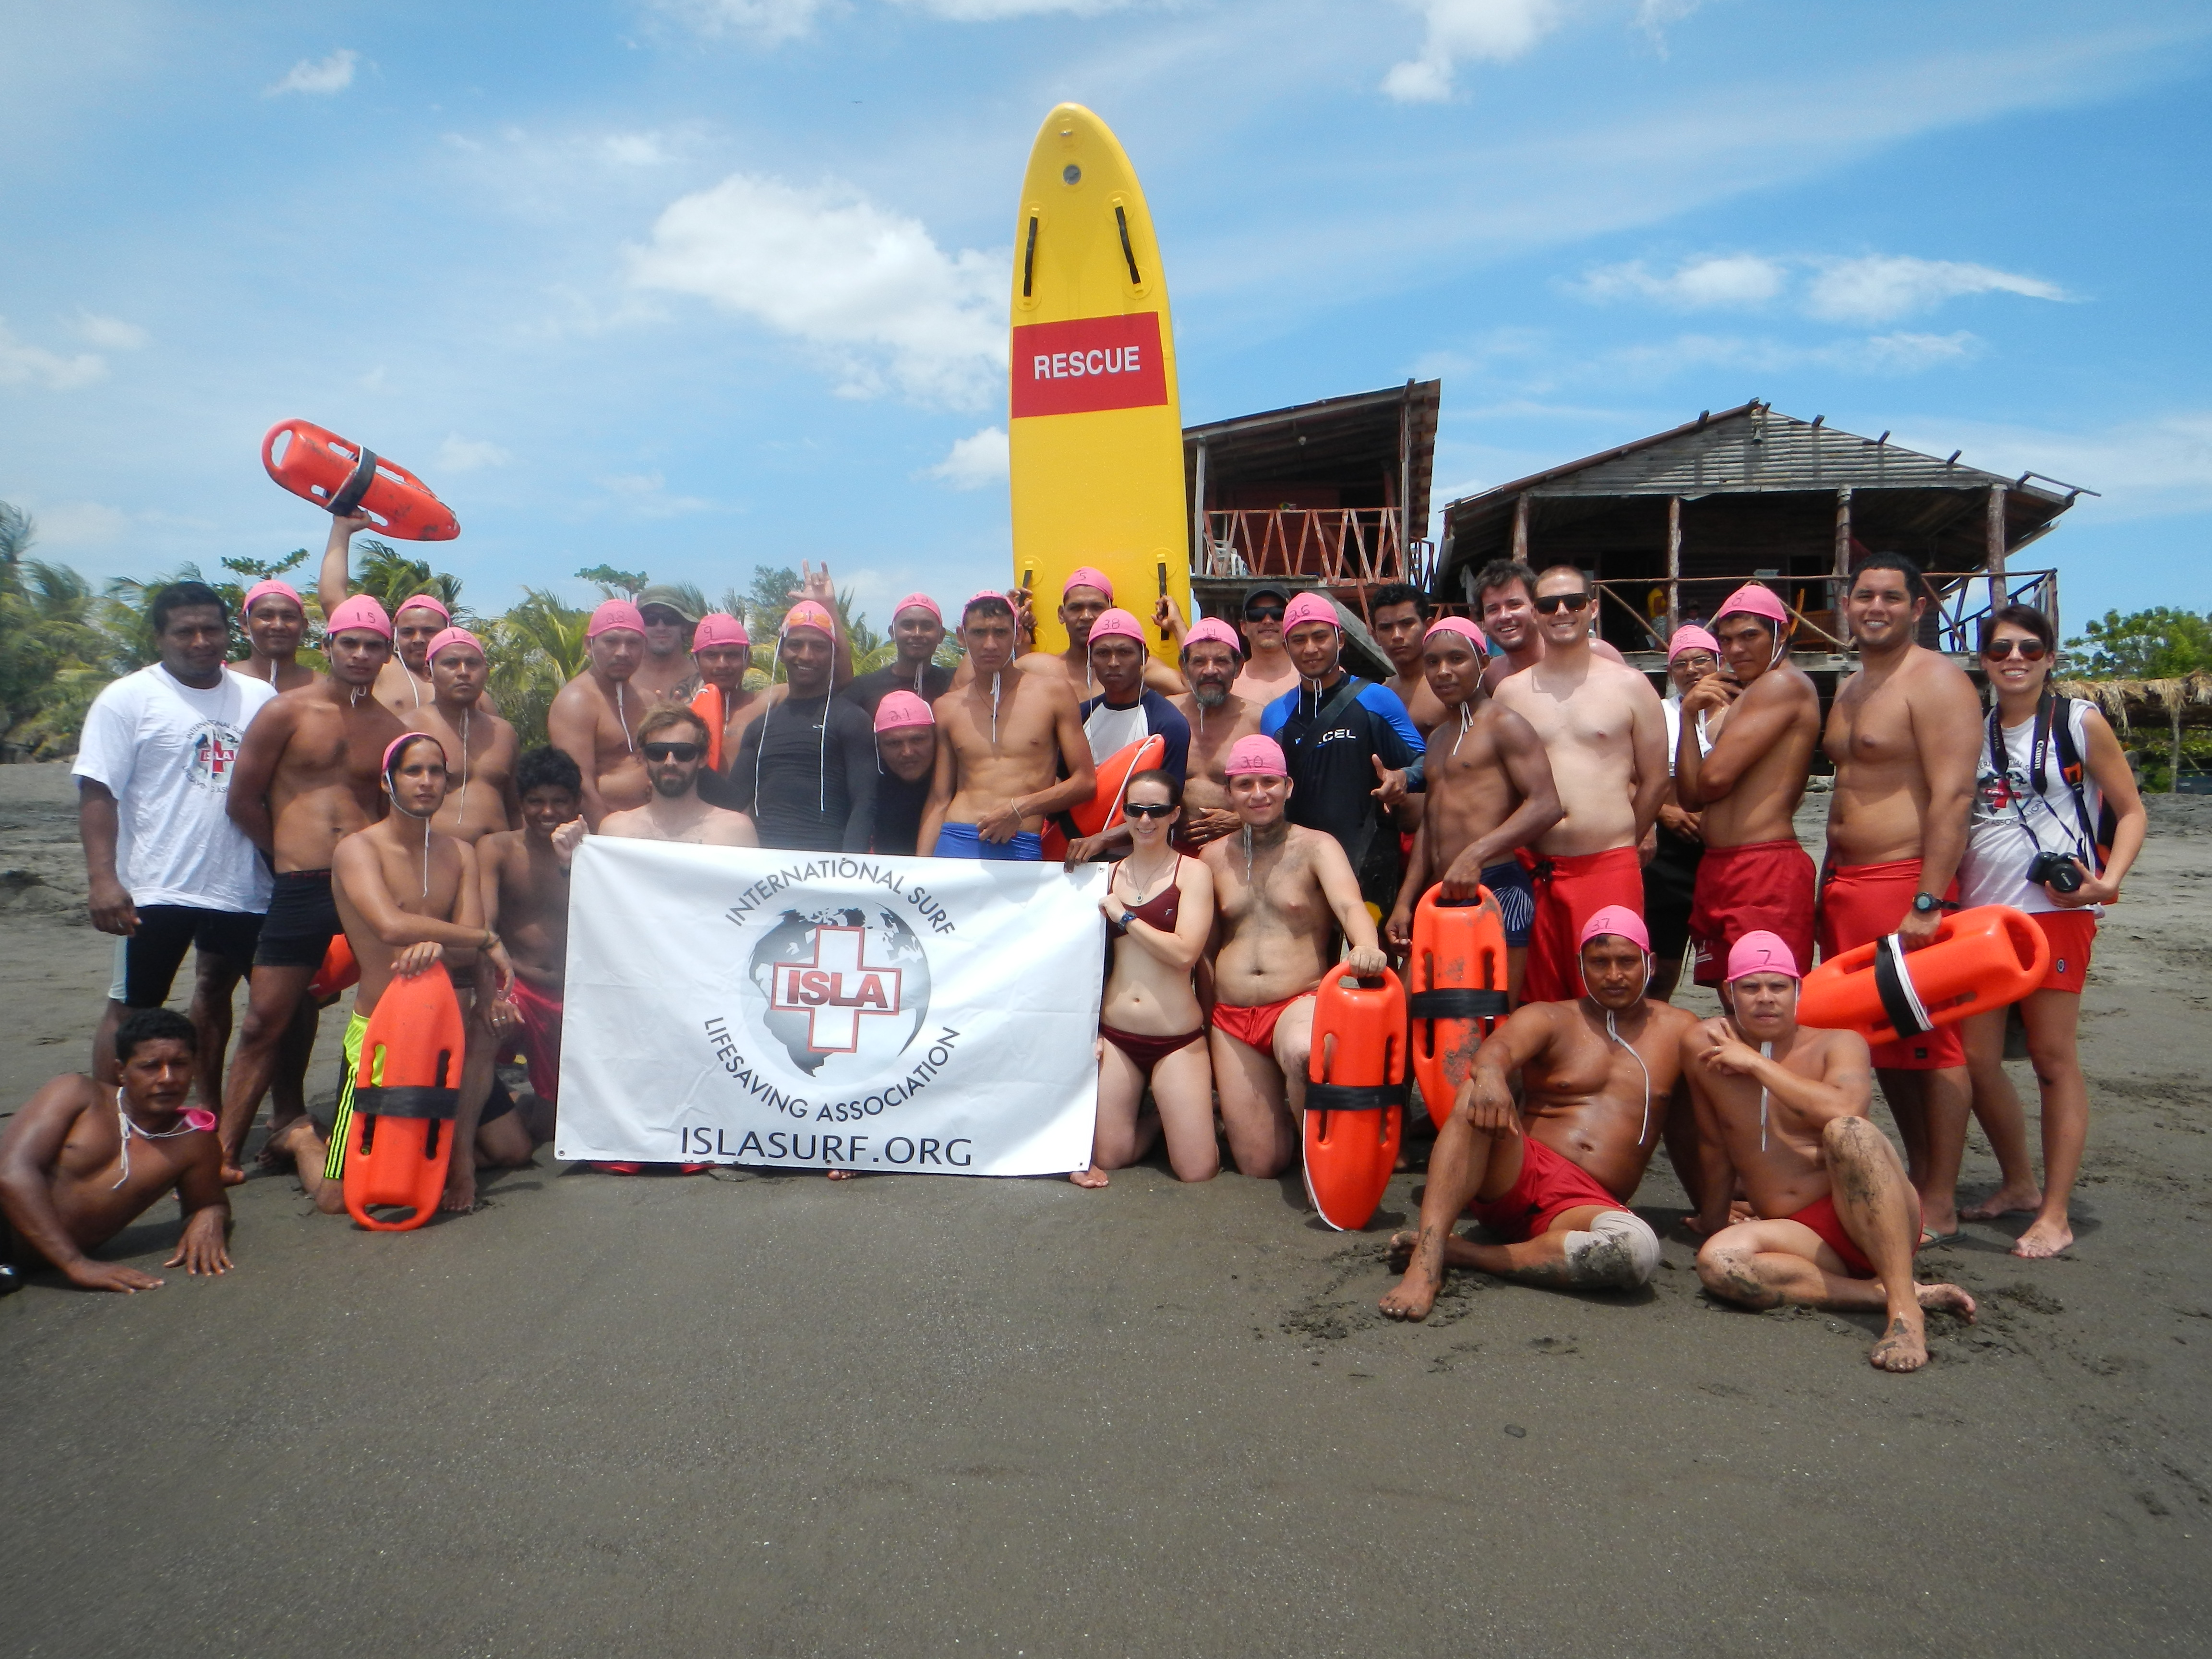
[266,734,525,1214]
[920,592,1094,861]
[0,1008,233,1295]
[1201,734,1388,1178]
[1380,909,1695,1319]
[478,747,585,1118]
[1683,932,1977,1372]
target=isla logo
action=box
[767,925,907,1054]
[1011,314,1168,418]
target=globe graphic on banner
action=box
[746,905,933,1080]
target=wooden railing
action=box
[1199,509,1430,591]
[1591,570,2059,658]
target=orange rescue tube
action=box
[1799,904,2049,1046]
[262,419,459,542]
[1408,885,1508,1130]
[340,969,465,1232]
[307,933,358,1005]
[1041,732,1168,860]
[1303,961,1407,1232]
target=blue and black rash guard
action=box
[726,692,878,853]
[1262,673,1421,904]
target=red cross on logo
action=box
[768,926,905,1053]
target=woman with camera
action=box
[1958,605,2145,1258]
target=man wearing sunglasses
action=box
[1231,581,1301,705]
[1492,566,1668,1004]
[632,584,704,705]
[1472,559,1627,694]
[599,707,759,847]
[1818,551,1982,1242]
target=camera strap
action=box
[1987,691,2098,869]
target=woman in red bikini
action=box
[1070,771,1219,1188]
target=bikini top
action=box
[1107,856,1183,939]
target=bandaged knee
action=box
[1563,1210,1661,1289]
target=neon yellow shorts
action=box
[322,1011,377,1184]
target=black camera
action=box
[2028,850,2084,894]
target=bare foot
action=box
[826,1168,857,1181]
[1915,1282,1976,1321]
[440,1169,479,1213]
[1068,1166,1110,1189]
[1963,1183,2042,1221]
[1379,1262,1442,1321]
[1869,1311,1930,1372]
[1385,1229,1418,1272]
[2012,1218,2073,1260]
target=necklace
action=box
[111,1087,208,1189]
[1119,848,1177,906]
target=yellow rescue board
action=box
[1008,103,1189,665]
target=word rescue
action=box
[1032,344,1142,381]
[1010,314,1168,419]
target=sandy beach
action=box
[1,757,2207,1655]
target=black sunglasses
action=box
[1244,603,1286,622]
[639,608,687,626]
[1124,801,1177,820]
[1983,638,2049,661]
[1532,592,1591,614]
[642,742,700,763]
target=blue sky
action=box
[4,0,2208,636]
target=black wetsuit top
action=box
[871,770,932,857]
[840,661,954,720]
[727,692,878,853]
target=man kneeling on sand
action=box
[1381,908,1695,1319]
[1683,931,1976,1372]
[0,1008,232,1294]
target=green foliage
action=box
[350,541,466,621]
[220,547,310,586]
[486,588,590,752]
[576,565,648,600]
[744,565,801,638]
[0,507,119,756]
[2064,607,2212,680]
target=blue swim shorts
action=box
[1481,859,1536,948]
[933,822,1044,862]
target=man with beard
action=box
[728,600,878,853]
[402,627,519,843]
[868,692,936,856]
[632,584,704,704]
[601,706,760,847]
[547,599,651,828]
[842,594,954,717]
[1231,581,1300,706]
[1169,618,1262,848]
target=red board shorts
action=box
[1209,993,1312,1058]
[1468,1135,1627,1244]
[2031,910,2096,995]
[1690,838,1817,987]
[1520,846,1645,1005]
[1815,860,1964,1070]
[1775,1190,1920,1280]
[509,978,565,1106]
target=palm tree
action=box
[352,541,466,621]
[486,588,589,750]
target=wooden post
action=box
[1666,495,1682,634]
[1190,441,1208,575]
[2173,702,2184,795]
[1833,487,1852,617]
[1398,392,1414,581]
[1511,494,1529,565]
[1985,483,2008,618]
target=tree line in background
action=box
[0,499,950,758]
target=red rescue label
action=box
[1010,314,1168,418]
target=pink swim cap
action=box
[780,600,835,639]
[692,612,750,650]
[380,731,447,779]
[1425,616,1489,655]
[891,593,942,624]
[1667,624,1720,661]
[1062,566,1113,601]
[1087,607,1146,649]
[873,690,935,733]
[242,579,302,615]
[1578,904,1651,954]
[1181,618,1243,656]
[393,592,452,625]
[1223,733,1288,778]
[962,589,1015,619]
[586,599,646,639]
[1715,584,1791,631]
[425,626,484,663]
[1725,929,1802,983]
[325,594,393,640]
[1282,592,1339,633]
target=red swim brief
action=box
[1467,1134,1626,1244]
[508,977,565,1106]
[1815,860,1964,1070]
[1209,993,1310,1056]
[1777,1192,1893,1279]
[1520,846,1645,1005]
[1690,838,1816,986]
[2030,910,2096,995]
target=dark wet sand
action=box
[2,761,2208,1655]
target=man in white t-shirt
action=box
[75,581,277,1113]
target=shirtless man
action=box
[919,592,1094,862]
[478,747,583,1118]
[1170,618,1262,848]
[1685,931,1976,1371]
[1472,560,1627,693]
[0,1009,232,1295]
[1370,582,1449,735]
[547,599,650,828]
[1201,734,1389,1177]
[632,584,703,705]
[687,612,764,781]
[1384,619,1560,1006]
[315,515,477,717]
[402,628,519,843]
[601,706,760,846]
[234,578,317,692]
[1672,584,1822,985]
[1645,626,1720,1001]
[218,595,406,1181]
[266,733,526,1214]
[1381,909,1695,1318]
[1819,553,1982,1240]
[1011,567,1185,697]
[1492,565,1668,1005]
[1231,582,1299,706]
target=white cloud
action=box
[1383,0,1567,103]
[628,172,1006,407]
[895,0,1134,17]
[1804,255,2071,325]
[73,311,147,350]
[1895,412,2212,522]
[0,318,107,390]
[1854,330,1978,372]
[925,426,1009,489]
[31,502,132,547]
[599,471,713,517]
[266,49,357,97]
[1576,253,1787,309]
[438,435,512,473]
[646,0,830,45]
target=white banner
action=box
[555,840,1110,1176]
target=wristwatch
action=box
[1911,891,1941,914]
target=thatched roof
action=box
[2056,673,2212,733]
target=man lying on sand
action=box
[1683,932,1976,1372]
[1380,908,1695,1319]
[0,1008,232,1293]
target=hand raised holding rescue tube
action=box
[262,419,459,541]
